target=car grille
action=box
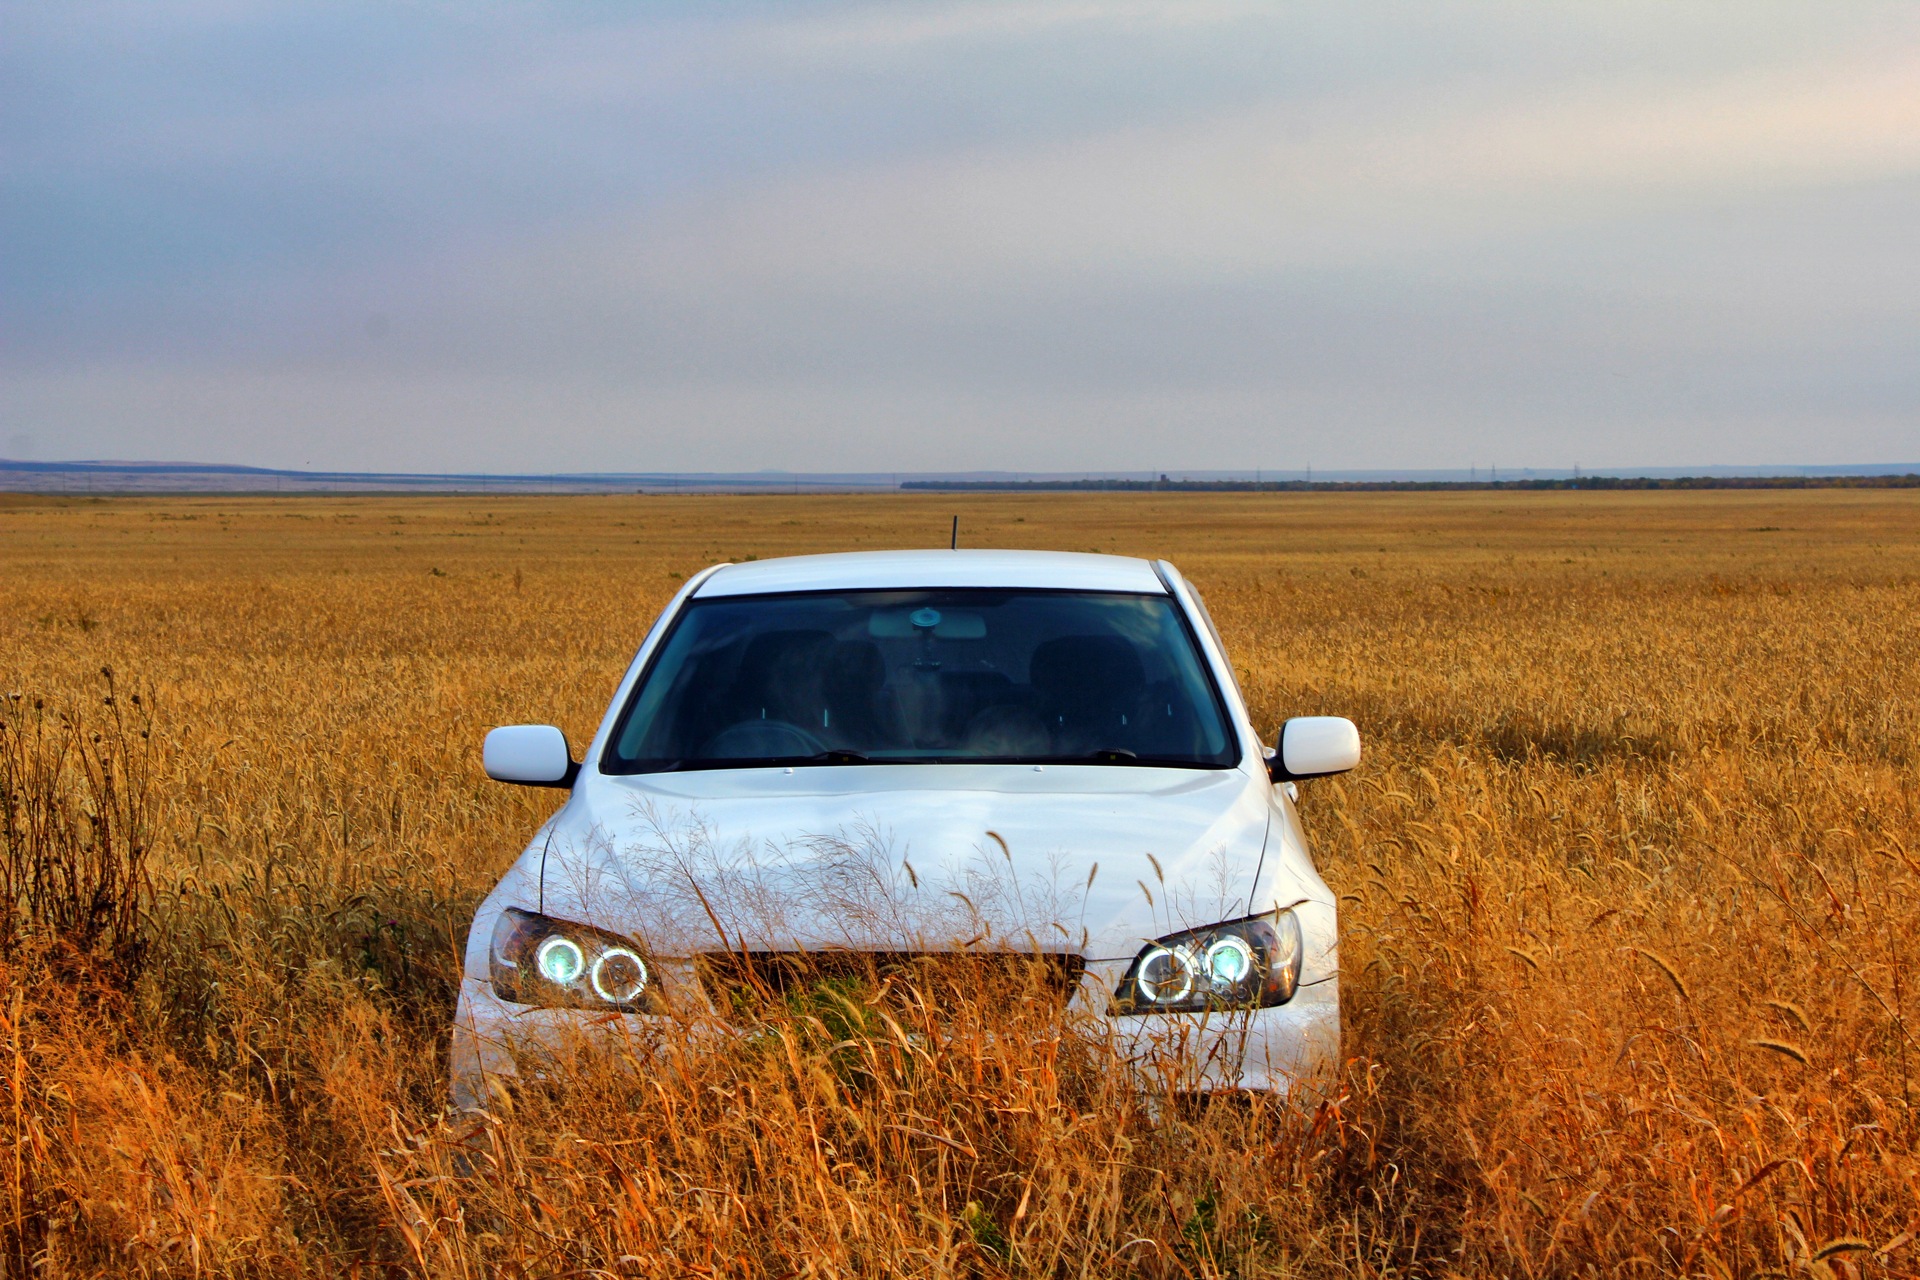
[695,949,1086,1021]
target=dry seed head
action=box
[1631,947,1690,1003]
[1748,1038,1809,1065]
[1765,999,1811,1032]
[1504,947,1542,972]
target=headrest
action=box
[736,630,835,690]
[1029,634,1146,700]
[825,639,886,695]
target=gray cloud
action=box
[3,1,1917,471]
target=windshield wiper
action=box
[805,749,871,765]
[1055,748,1202,766]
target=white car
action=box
[451,550,1358,1109]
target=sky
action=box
[4,1,1918,474]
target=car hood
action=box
[535,763,1292,961]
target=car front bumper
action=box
[448,961,1340,1111]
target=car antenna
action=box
[951,515,959,549]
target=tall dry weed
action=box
[0,668,153,975]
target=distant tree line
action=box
[901,474,1920,493]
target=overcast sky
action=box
[4,1,1917,473]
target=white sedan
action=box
[451,549,1358,1108]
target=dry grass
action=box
[2,488,1917,1277]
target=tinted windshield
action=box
[604,589,1238,772]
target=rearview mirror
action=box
[484,725,578,788]
[1270,716,1360,782]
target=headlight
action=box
[490,907,660,1013]
[1111,910,1303,1015]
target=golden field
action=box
[3,488,1918,1278]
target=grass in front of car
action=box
[3,488,1917,1275]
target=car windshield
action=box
[603,588,1238,772]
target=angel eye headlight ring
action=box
[1135,944,1198,1005]
[536,935,585,985]
[1204,934,1255,989]
[591,947,649,1004]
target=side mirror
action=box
[483,725,579,788]
[1270,716,1361,782]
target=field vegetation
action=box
[2,489,1917,1277]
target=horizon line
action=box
[4,457,1919,495]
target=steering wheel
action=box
[699,719,828,760]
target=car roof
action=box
[693,549,1168,598]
